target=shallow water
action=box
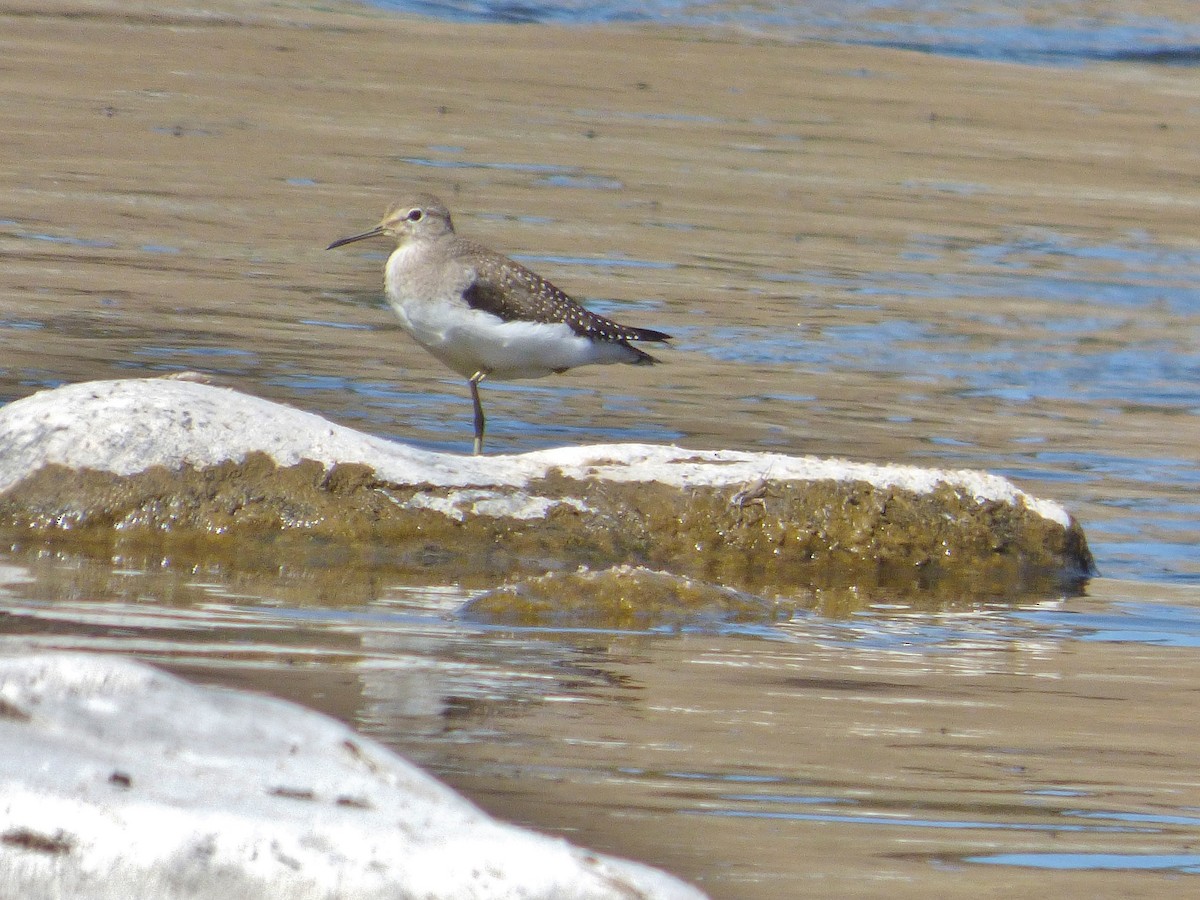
[2,555,1199,897]
[2,1,1200,896]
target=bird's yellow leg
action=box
[468,371,489,456]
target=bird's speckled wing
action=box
[461,248,670,346]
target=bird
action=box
[326,193,670,455]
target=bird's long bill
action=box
[326,226,386,250]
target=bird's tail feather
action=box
[628,345,665,366]
[627,325,671,344]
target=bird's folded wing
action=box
[463,258,671,344]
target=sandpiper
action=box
[327,193,670,455]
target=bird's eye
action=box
[406,209,424,222]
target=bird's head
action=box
[326,193,454,250]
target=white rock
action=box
[0,377,1070,526]
[0,652,707,900]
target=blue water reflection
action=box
[1014,602,1200,648]
[781,596,1200,652]
[361,1,1200,67]
[967,852,1200,873]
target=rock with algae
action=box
[461,565,791,630]
[0,651,707,900]
[0,378,1095,598]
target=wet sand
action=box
[3,1,1200,897]
[3,4,1199,407]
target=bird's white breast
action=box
[383,243,636,381]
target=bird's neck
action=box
[385,235,462,303]
[384,242,421,290]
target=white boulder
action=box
[0,652,706,900]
